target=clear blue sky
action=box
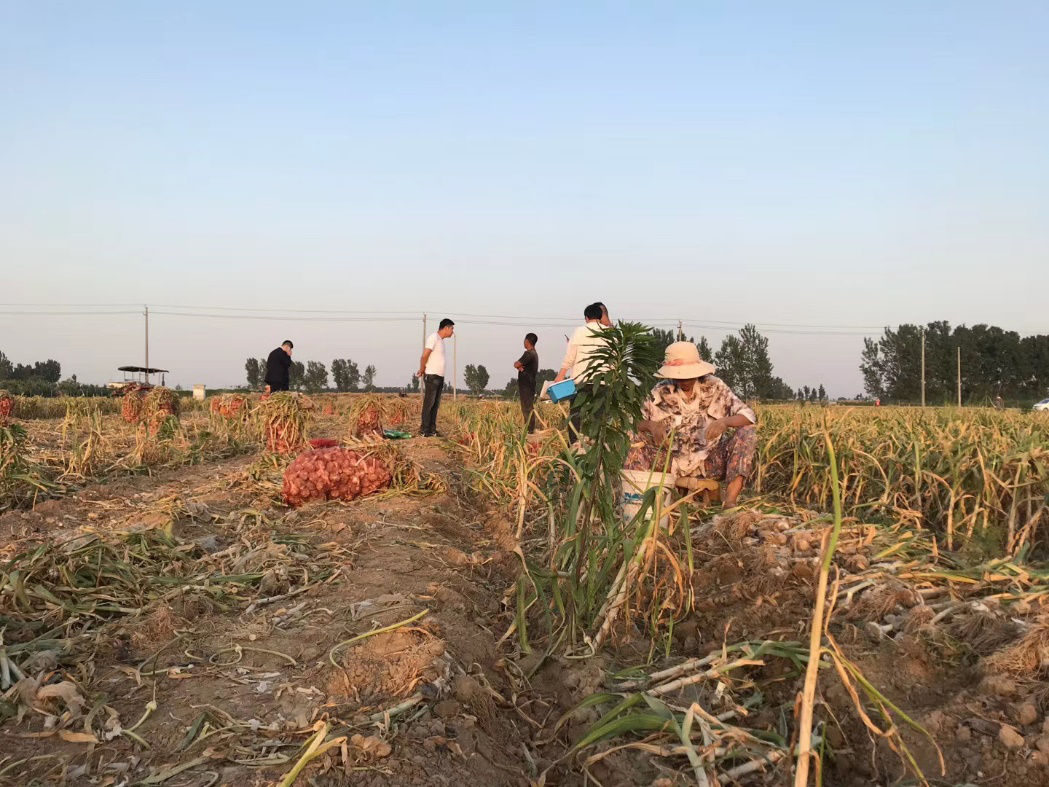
[2,2,1046,395]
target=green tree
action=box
[714,335,747,395]
[362,365,377,392]
[38,360,61,382]
[408,375,420,392]
[10,360,60,382]
[738,325,775,398]
[860,338,884,399]
[331,359,361,392]
[289,361,306,390]
[652,328,687,352]
[303,361,328,393]
[464,364,490,395]
[763,376,795,401]
[713,325,778,400]
[245,358,261,388]
[0,350,12,380]
[818,383,827,401]
[697,336,712,363]
[860,322,1049,403]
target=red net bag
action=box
[283,447,392,507]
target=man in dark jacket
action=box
[265,341,294,392]
[514,333,539,433]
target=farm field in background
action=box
[1,391,1048,786]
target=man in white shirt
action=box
[555,303,608,442]
[417,318,455,437]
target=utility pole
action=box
[677,320,684,341]
[453,334,458,400]
[957,346,962,407]
[144,305,150,386]
[920,328,926,407]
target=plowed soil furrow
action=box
[0,441,535,786]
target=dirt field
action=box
[3,400,1049,786]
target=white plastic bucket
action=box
[621,469,674,525]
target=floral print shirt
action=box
[638,378,756,477]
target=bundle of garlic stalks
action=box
[120,385,147,424]
[542,506,1049,785]
[142,387,179,435]
[346,395,418,440]
[255,392,313,454]
[0,422,57,511]
[0,390,13,426]
[210,393,249,420]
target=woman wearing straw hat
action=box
[629,341,757,508]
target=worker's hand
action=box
[264,385,271,394]
[705,418,729,443]
[514,362,524,371]
[416,369,425,380]
[639,420,667,444]
[554,370,567,383]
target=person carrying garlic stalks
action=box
[626,341,757,508]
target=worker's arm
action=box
[514,361,524,371]
[705,413,754,443]
[555,333,579,383]
[417,348,432,379]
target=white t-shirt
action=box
[424,332,446,376]
[561,321,608,381]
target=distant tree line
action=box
[0,350,107,397]
[244,358,378,394]
[861,322,1049,403]
[795,384,828,402]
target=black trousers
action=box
[421,374,444,435]
[568,384,593,443]
[519,385,536,433]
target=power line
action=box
[680,321,878,337]
[0,303,946,337]
[0,310,140,316]
[144,304,889,330]
[150,311,421,322]
[148,311,604,329]
[1,303,883,332]
[0,303,141,307]
[151,304,423,315]
[154,304,585,324]
[0,309,879,335]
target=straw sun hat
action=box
[657,341,717,380]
